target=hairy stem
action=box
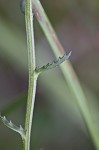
[32,0,99,149]
[24,0,37,150]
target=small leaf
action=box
[0,114,25,139]
[20,0,25,14]
[35,51,71,74]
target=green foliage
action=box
[0,0,99,150]
[0,114,25,140]
[35,52,71,74]
[20,0,25,14]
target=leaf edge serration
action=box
[0,114,25,139]
[35,51,72,74]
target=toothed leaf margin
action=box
[0,114,25,139]
[35,51,71,74]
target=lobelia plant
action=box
[0,0,99,150]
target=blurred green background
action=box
[0,0,99,149]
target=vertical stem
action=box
[24,0,37,150]
[32,0,99,149]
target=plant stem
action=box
[24,0,37,150]
[32,0,99,149]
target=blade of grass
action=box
[32,0,99,149]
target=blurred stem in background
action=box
[1,93,26,116]
[32,0,99,149]
[0,0,99,149]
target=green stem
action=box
[24,0,37,150]
[32,0,99,149]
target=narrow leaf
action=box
[0,114,25,139]
[35,51,71,74]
